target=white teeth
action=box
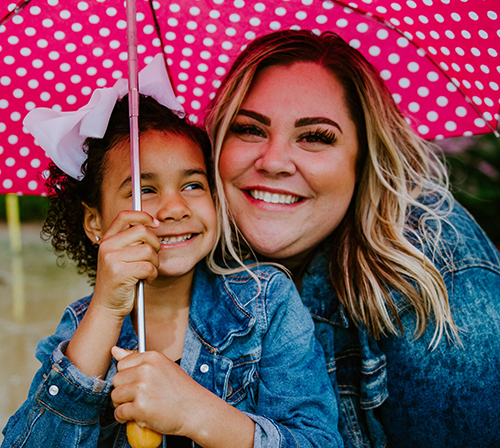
[160,234,192,244]
[251,190,300,205]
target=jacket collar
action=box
[299,238,349,328]
[187,262,255,353]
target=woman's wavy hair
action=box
[205,30,459,347]
[42,94,212,285]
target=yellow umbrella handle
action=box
[127,421,163,448]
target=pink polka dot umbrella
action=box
[1,0,499,195]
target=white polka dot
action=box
[42,19,53,27]
[445,121,457,132]
[462,80,472,89]
[10,112,21,121]
[462,30,471,39]
[380,70,391,80]
[447,82,458,92]
[418,125,429,135]
[60,63,71,72]
[357,23,369,33]
[20,147,29,156]
[472,96,482,105]
[435,14,444,23]
[316,15,327,24]
[388,53,400,64]
[336,18,348,28]
[275,7,287,16]
[0,122,6,131]
[40,92,51,101]
[392,93,402,103]
[377,29,389,40]
[417,86,430,97]
[28,79,39,89]
[191,100,201,110]
[436,96,448,107]
[427,71,439,82]
[0,100,9,109]
[8,135,18,144]
[349,39,361,49]
[397,37,409,48]
[190,6,201,15]
[72,23,83,32]
[31,159,41,168]
[369,46,381,57]
[0,76,11,86]
[25,102,35,110]
[17,169,27,178]
[82,35,93,44]
[488,48,498,57]
[4,56,15,65]
[408,102,420,112]
[269,21,281,30]
[408,62,419,72]
[96,79,107,87]
[170,3,181,13]
[399,78,410,88]
[28,181,38,190]
[20,48,31,56]
[427,111,438,122]
[3,179,13,189]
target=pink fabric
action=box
[0,0,499,195]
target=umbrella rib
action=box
[329,0,499,137]
[0,0,33,26]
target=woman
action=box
[205,30,500,447]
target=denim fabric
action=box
[300,198,500,448]
[2,263,343,448]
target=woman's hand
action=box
[111,347,255,448]
[92,211,161,319]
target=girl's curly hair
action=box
[41,94,211,284]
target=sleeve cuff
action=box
[34,340,114,425]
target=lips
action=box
[159,234,193,244]
[248,189,302,205]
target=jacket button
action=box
[226,383,233,397]
[200,364,209,373]
[48,385,59,396]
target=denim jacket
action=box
[2,263,342,448]
[300,198,500,448]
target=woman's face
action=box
[219,62,359,269]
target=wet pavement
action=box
[0,222,92,442]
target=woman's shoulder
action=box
[408,194,500,276]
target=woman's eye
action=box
[230,122,265,138]
[299,129,337,145]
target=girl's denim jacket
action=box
[301,198,500,448]
[2,263,342,448]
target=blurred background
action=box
[1,133,499,441]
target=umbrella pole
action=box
[125,1,162,447]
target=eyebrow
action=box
[118,169,207,191]
[295,117,343,133]
[237,109,342,133]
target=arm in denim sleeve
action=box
[247,272,343,448]
[1,298,117,448]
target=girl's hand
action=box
[111,347,255,448]
[111,347,208,437]
[93,211,161,319]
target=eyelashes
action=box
[230,122,337,145]
[299,129,337,145]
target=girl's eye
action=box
[141,186,155,195]
[230,122,266,138]
[184,182,204,191]
[299,129,337,145]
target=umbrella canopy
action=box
[1,0,499,195]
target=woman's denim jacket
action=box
[301,198,500,448]
[2,263,342,448]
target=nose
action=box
[254,138,297,176]
[155,192,191,222]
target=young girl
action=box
[1,57,341,448]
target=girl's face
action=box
[96,129,217,279]
[219,63,359,269]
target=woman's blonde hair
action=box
[206,30,459,348]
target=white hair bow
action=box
[23,54,185,180]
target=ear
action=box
[82,202,103,243]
